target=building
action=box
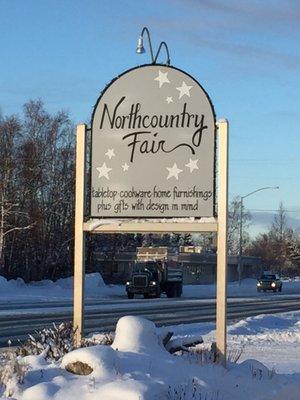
[91,248,262,285]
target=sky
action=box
[0,0,300,236]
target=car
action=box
[257,273,282,292]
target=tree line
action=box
[228,200,300,276]
[0,101,299,281]
[0,101,74,281]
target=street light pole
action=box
[238,186,279,285]
[238,196,243,286]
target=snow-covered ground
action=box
[0,273,299,301]
[183,277,300,298]
[1,311,299,399]
[0,273,123,301]
[165,310,300,374]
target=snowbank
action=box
[0,273,123,301]
[0,273,300,301]
[228,311,300,374]
[165,310,300,374]
[0,274,299,302]
[182,277,300,298]
[2,314,300,400]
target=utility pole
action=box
[238,186,279,285]
[238,197,243,285]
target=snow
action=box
[61,345,117,378]
[21,381,61,400]
[0,273,299,302]
[1,313,300,400]
[228,312,300,374]
[84,217,217,230]
[164,310,300,374]
[22,353,48,370]
[0,273,123,301]
[182,277,300,298]
[111,316,163,353]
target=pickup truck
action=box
[256,273,282,292]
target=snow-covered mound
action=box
[0,273,123,301]
[61,345,117,378]
[3,315,300,400]
[112,316,164,353]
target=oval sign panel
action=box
[91,64,216,218]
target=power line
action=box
[248,209,300,213]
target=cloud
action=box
[250,211,300,231]
[173,0,300,32]
[186,36,300,72]
[139,0,300,72]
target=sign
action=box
[91,64,216,218]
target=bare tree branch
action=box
[3,223,35,237]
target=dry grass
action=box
[167,379,223,400]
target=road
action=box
[0,294,299,347]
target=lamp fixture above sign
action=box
[136,26,171,65]
[90,64,216,218]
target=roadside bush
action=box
[0,351,27,398]
[15,322,114,361]
[16,322,74,361]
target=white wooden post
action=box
[73,124,86,347]
[216,119,229,366]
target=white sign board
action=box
[91,64,216,218]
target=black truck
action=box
[125,247,183,299]
[256,273,282,292]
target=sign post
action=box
[72,64,229,364]
[216,119,229,366]
[73,124,86,347]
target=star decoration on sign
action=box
[166,163,183,180]
[97,162,112,180]
[166,96,173,104]
[185,158,199,173]
[154,70,170,88]
[105,148,115,159]
[122,163,129,171]
[176,81,193,99]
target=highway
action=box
[0,294,299,347]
